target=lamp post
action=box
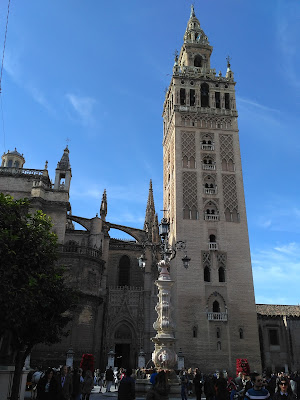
[150,217,190,369]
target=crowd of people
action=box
[28,364,300,400]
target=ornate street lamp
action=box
[152,217,191,370]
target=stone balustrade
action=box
[58,244,102,258]
[207,312,228,321]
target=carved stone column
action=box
[151,260,177,369]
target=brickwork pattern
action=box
[181,131,196,159]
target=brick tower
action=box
[162,6,261,372]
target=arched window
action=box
[228,159,234,172]
[201,83,209,107]
[232,209,239,223]
[209,234,216,243]
[213,300,220,313]
[14,161,19,168]
[183,206,190,219]
[204,266,210,282]
[239,328,244,339]
[218,267,225,282]
[183,156,188,168]
[191,206,198,220]
[180,88,186,105]
[193,326,198,338]
[225,208,231,222]
[118,255,130,286]
[190,156,195,169]
[217,341,221,350]
[7,159,13,167]
[216,327,221,339]
[194,55,202,67]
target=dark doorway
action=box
[115,343,130,368]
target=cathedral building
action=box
[1,6,300,374]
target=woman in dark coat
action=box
[72,368,83,400]
[146,370,169,400]
[37,368,59,400]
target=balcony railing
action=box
[204,188,217,195]
[205,214,219,221]
[202,144,214,151]
[0,167,44,176]
[58,244,102,258]
[202,164,216,170]
[209,242,218,250]
[207,312,228,321]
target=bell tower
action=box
[162,6,261,371]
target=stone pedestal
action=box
[0,366,28,400]
[107,349,115,368]
[66,348,74,368]
[138,349,145,369]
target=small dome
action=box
[1,148,25,168]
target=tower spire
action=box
[144,180,159,243]
[100,189,107,220]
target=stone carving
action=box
[222,174,238,212]
[220,134,234,162]
[181,131,196,159]
[183,171,197,210]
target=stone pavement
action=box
[24,385,199,400]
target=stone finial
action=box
[190,4,195,18]
[100,189,107,221]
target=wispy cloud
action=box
[237,97,280,114]
[276,3,300,88]
[237,96,281,127]
[252,242,300,304]
[66,93,96,126]
[3,50,54,113]
[253,196,300,233]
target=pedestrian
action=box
[57,365,73,400]
[37,368,59,400]
[193,369,203,400]
[106,366,114,392]
[215,372,229,400]
[72,368,83,400]
[146,370,169,400]
[180,372,188,400]
[273,376,296,400]
[204,374,216,400]
[118,368,135,400]
[244,373,270,400]
[81,370,94,400]
[150,369,158,386]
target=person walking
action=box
[81,370,94,400]
[72,368,83,400]
[244,373,270,400]
[37,368,59,400]
[118,368,135,400]
[273,376,296,400]
[57,365,73,400]
[193,369,203,400]
[106,366,114,392]
[146,370,169,400]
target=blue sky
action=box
[0,0,300,305]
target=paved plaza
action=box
[23,385,199,400]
